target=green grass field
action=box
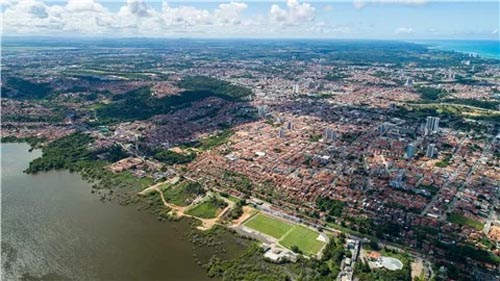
[186,197,227,219]
[244,213,326,255]
[162,180,205,206]
[279,225,325,255]
[448,212,483,231]
[244,213,293,239]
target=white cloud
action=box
[269,0,315,25]
[2,0,65,33]
[161,2,212,27]
[66,0,106,13]
[3,0,250,36]
[119,0,155,18]
[492,29,498,35]
[395,27,414,34]
[214,2,248,25]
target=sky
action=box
[1,0,499,39]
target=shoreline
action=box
[414,40,500,60]
[0,142,235,281]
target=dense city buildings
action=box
[1,38,499,280]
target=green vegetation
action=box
[316,197,345,221]
[244,213,293,239]
[441,98,500,110]
[435,241,500,266]
[435,153,452,168]
[97,77,253,122]
[64,68,168,81]
[376,222,403,239]
[205,244,290,280]
[279,225,324,255]
[228,199,246,220]
[0,136,46,148]
[153,149,196,165]
[161,180,205,206]
[415,86,448,101]
[25,133,94,173]
[447,212,484,231]
[23,133,153,195]
[294,235,349,280]
[196,130,234,151]
[309,134,322,142]
[244,213,325,256]
[324,72,351,81]
[2,77,52,99]
[178,76,253,100]
[2,113,65,123]
[93,144,130,162]
[354,248,411,281]
[222,170,253,194]
[186,196,228,219]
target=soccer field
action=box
[243,213,293,239]
[243,213,326,255]
[279,225,325,255]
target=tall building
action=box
[404,78,414,87]
[324,128,336,141]
[278,129,286,139]
[426,143,436,158]
[293,83,300,94]
[425,116,440,134]
[406,143,415,158]
[286,121,294,130]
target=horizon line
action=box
[2,36,499,42]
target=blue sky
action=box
[2,1,499,39]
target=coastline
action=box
[413,40,500,60]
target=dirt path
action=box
[231,206,256,226]
[411,258,424,280]
[139,183,235,231]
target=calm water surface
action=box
[419,40,500,60]
[1,143,237,280]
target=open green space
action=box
[447,212,484,231]
[186,197,228,219]
[161,180,205,206]
[244,213,326,256]
[244,213,293,239]
[196,130,234,151]
[279,225,325,255]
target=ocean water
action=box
[419,40,500,60]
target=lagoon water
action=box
[1,143,237,280]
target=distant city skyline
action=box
[2,0,499,39]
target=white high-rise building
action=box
[406,144,415,158]
[426,143,436,158]
[278,129,286,139]
[404,78,414,87]
[324,128,336,141]
[425,116,440,134]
